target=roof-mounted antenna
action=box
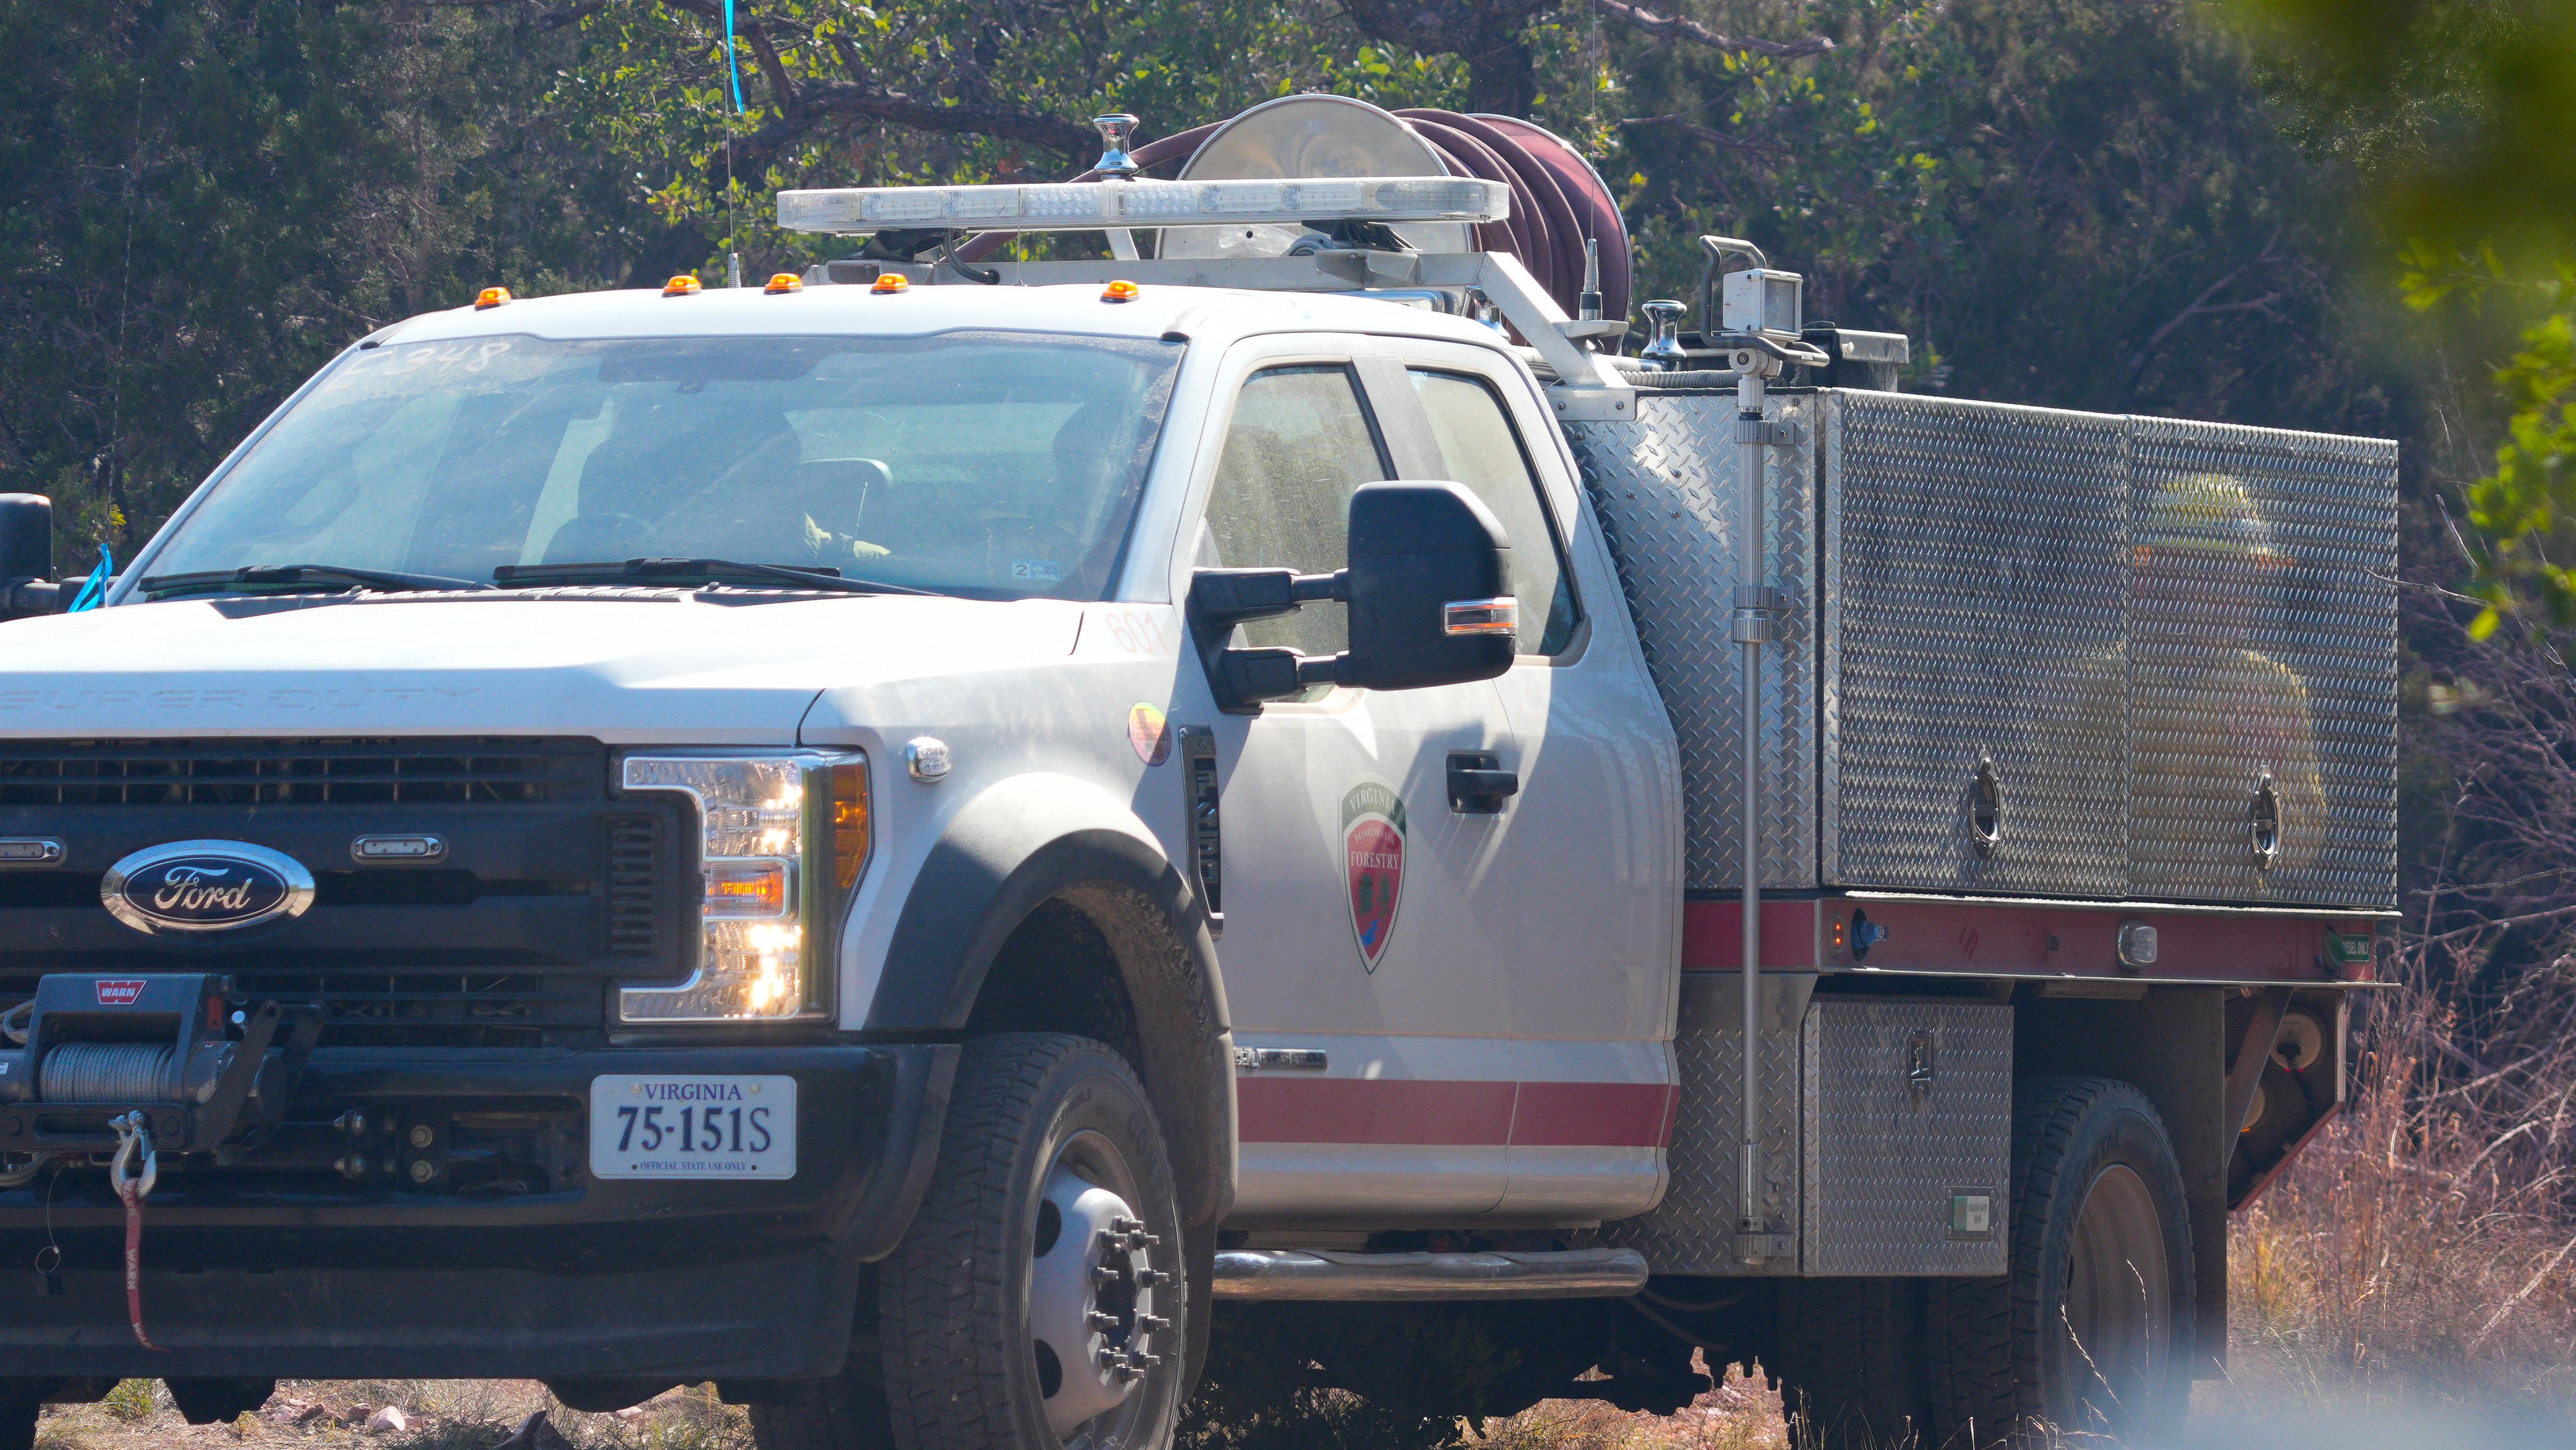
[1094,113,1143,260]
[1579,237,1603,324]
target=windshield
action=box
[138,329,1184,599]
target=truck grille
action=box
[0,738,603,807]
[0,737,678,1047]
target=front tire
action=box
[1930,1076,2195,1447]
[881,1033,1188,1450]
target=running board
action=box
[1211,1247,1647,1301]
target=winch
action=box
[0,974,318,1156]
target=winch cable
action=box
[108,1111,160,1351]
[947,109,1633,325]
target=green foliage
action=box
[1615,0,2386,428]
[0,0,2412,557]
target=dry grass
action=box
[1466,1364,1786,1450]
[2213,983,2576,1418]
[33,1381,747,1450]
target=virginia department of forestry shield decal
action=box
[1340,777,1407,972]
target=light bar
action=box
[776,176,1510,236]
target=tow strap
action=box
[107,1112,159,1351]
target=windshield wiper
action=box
[139,564,493,597]
[492,558,934,596]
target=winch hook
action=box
[108,1110,161,1350]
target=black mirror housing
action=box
[1187,481,1514,711]
[1341,481,1515,692]
[0,494,60,621]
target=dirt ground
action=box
[29,1369,1788,1450]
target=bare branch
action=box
[1617,113,1785,154]
[1586,0,1833,58]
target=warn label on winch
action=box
[93,980,147,1007]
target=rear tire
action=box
[1929,1076,2194,1448]
[1772,1279,1930,1450]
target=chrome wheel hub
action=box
[1027,1135,1167,1439]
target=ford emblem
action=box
[100,840,316,937]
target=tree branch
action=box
[1618,113,1785,154]
[1586,0,1833,58]
[742,82,1094,160]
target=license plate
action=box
[589,1074,797,1180]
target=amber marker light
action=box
[764,273,804,294]
[829,760,870,892]
[663,275,703,297]
[473,287,511,310]
[1101,279,1140,303]
[871,273,910,294]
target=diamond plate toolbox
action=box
[1821,393,2130,897]
[1590,989,2009,1276]
[2129,419,2399,909]
[1568,385,2397,908]
[1803,998,2010,1276]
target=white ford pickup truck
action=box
[0,97,2392,1450]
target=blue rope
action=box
[66,547,112,614]
[723,0,744,113]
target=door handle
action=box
[1447,751,1519,815]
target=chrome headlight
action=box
[617,752,871,1023]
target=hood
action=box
[0,592,1084,742]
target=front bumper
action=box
[0,1041,957,1381]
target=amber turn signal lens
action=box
[764,273,804,294]
[473,287,511,310]
[704,861,789,918]
[663,275,703,296]
[871,273,910,294]
[1101,279,1140,303]
[830,760,870,892]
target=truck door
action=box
[1365,336,1684,1222]
[1182,338,1518,1221]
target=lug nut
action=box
[1085,1310,1120,1332]
[1090,1263,1123,1286]
[1136,1313,1170,1334]
[1109,1215,1142,1234]
[1135,1267,1168,1287]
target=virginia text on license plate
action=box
[589,1074,797,1180]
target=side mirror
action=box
[1342,481,1515,691]
[1189,481,1516,710]
[0,494,61,620]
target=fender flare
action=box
[870,773,1236,1227]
